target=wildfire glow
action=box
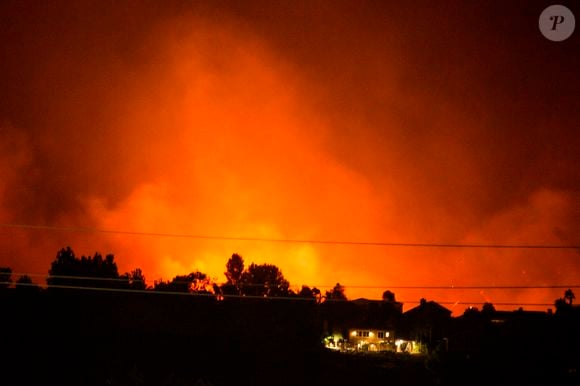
[0,2,578,315]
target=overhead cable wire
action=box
[3,282,561,307]
[1,223,579,249]
[5,272,580,290]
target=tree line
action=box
[1,246,576,314]
[0,246,350,301]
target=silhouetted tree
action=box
[312,287,322,303]
[225,253,244,285]
[0,267,12,289]
[482,302,496,314]
[298,285,322,302]
[325,283,347,301]
[564,288,575,305]
[555,297,568,312]
[170,275,192,293]
[555,289,576,315]
[240,263,290,297]
[154,271,213,294]
[47,246,76,286]
[15,275,40,293]
[297,285,322,302]
[120,268,147,290]
[299,285,314,298]
[189,271,213,293]
[153,279,173,292]
[47,247,121,289]
[16,275,32,285]
[221,253,245,295]
[463,306,480,318]
[382,290,396,302]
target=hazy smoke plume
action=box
[1,1,578,313]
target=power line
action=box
[3,282,561,307]
[11,272,146,283]
[6,282,315,301]
[6,272,580,290]
[1,223,579,249]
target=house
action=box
[448,307,553,354]
[321,297,403,352]
[347,327,395,351]
[399,298,452,353]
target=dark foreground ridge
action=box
[1,289,579,386]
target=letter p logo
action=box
[539,5,576,41]
[550,15,565,31]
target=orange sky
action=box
[0,1,579,315]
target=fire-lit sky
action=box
[1,0,579,314]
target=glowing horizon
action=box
[0,1,578,316]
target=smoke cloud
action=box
[1,1,578,314]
